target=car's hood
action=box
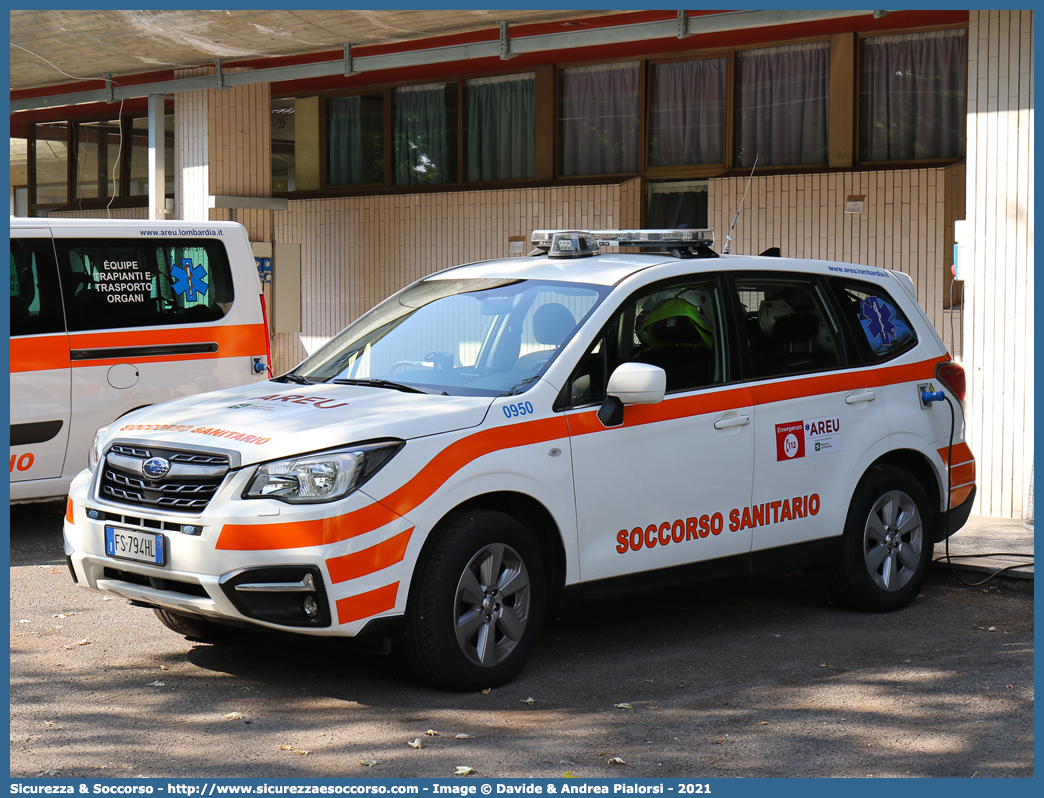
[106,381,494,466]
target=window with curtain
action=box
[860,29,966,162]
[560,62,639,176]
[734,42,829,168]
[327,94,384,186]
[465,73,535,181]
[645,179,709,229]
[394,83,458,186]
[649,58,726,167]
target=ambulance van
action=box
[11,218,270,502]
[62,228,975,690]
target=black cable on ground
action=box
[933,393,1035,587]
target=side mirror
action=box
[598,363,666,427]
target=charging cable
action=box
[921,389,1034,585]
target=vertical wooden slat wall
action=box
[705,167,957,337]
[206,73,273,243]
[268,179,643,370]
[963,10,1034,519]
[174,68,210,223]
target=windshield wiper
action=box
[331,378,429,394]
[499,375,541,396]
[274,373,314,385]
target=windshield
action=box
[292,277,609,396]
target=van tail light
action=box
[935,361,966,403]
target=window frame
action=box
[555,272,737,412]
[723,270,852,383]
[26,105,176,217]
[855,24,970,168]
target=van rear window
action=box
[54,238,235,331]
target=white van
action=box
[63,228,975,691]
[10,218,270,502]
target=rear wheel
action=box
[403,509,546,691]
[829,465,933,612]
[153,608,242,644]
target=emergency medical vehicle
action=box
[10,218,270,502]
[62,228,975,690]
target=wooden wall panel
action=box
[268,180,642,372]
[962,10,1034,518]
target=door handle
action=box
[845,390,877,404]
[713,415,751,430]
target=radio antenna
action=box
[722,154,758,254]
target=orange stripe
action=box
[335,582,399,625]
[936,443,976,508]
[11,336,71,372]
[567,385,754,436]
[950,462,976,486]
[937,442,974,468]
[216,356,952,552]
[216,416,570,551]
[11,324,267,372]
[66,497,75,525]
[326,528,414,584]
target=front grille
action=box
[99,444,230,513]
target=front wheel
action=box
[402,509,546,691]
[829,465,934,612]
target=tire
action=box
[153,608,242,644]
[402,509,546,691]
[829,465,934,612]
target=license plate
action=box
[104,526,166,566]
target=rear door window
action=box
[54,238,235,332]
[729,272,844,379]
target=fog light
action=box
[87,509,101,520]
[182,525,202,536]
[302,596,319,618]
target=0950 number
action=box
[503,401,535,419]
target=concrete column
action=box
[147,94,166,220]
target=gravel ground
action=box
[9,500,1034,779]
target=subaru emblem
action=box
[142,457,171,479]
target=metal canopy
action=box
[11,9,886,113]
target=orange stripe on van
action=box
[10,324,268,373]
[217,356,951,553]
[335,583,399,625]
[10,336,71,373]
[215,416,570,551]
[326,528,414,584]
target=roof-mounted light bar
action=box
[530,228,716,259]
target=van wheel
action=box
[153,608,242,644]
[403,510,546,691]
[830,465,933,612]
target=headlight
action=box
[243,441,403,504]
[88,425,111,472]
